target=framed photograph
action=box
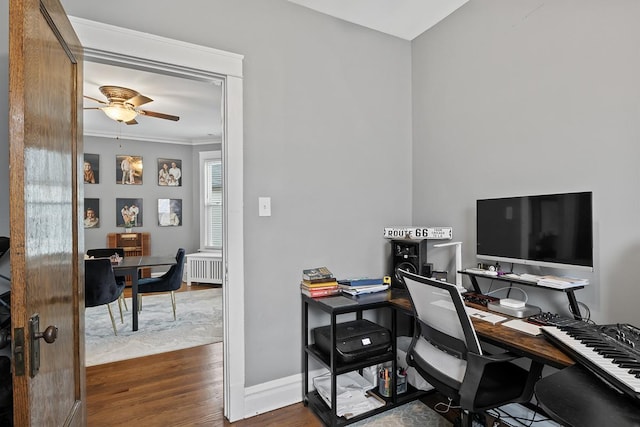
[158,198,182,226]
[84,198,100,228]
[157,158,182,186]
[84,153,99,184]
[116,155,143,185]
[116,198,143,228]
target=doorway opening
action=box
[71,16,245,422]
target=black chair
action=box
[87,248,128,310]
[137,248,185,320]
[85,258,126,335]
[86,247,125,259]
[399,270,543,427]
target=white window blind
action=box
[204,158,223,249]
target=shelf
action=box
[460,270,584,320]
[306,344,393,375]
[302,290,427,426]
[304,385,427,426]
[460,270,585,292]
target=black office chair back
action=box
[87,248,125,259]
[85,258,124,307]
[401,270,482,359]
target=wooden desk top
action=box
[389,294,574,369]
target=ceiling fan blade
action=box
[138,109,180,121]
[125,119,139,125]
[84,95,108,105]
[83,107,102,110]
[126,94,153,107]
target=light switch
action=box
[258,197,271,217]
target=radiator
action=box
[185,253,223,286]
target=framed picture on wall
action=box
[84,153,99,184]
[157,158,182,186]
[84,198,100,228]
[158,198,182,226]
[116,155,143,185]
[116,198,143,228]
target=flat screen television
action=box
[476,192,593,271]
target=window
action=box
[200,151,222,250]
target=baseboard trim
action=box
[243,368,325,419]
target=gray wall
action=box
[411,0,640,326]
[83,135,217,257]
[59,0,413,387]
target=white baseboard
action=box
[243,368,325,419]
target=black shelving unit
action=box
[301,291,426,426]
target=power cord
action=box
[434,397,460,414]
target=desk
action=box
[389,289,574,369]
[112,256,176,331]
[535,364,640,426]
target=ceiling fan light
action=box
[101,105,137,122]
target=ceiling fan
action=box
[84,85,180,125]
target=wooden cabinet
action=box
[107,232,151,279]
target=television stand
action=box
[460,270,585,320]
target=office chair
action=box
[399,270,543,427]
[137,248,185,320]
[86,247,128,311]
[85,258,126,335]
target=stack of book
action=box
[301,267,340,298]
[538,275,589,289]
[337,277,390,296]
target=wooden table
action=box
[112,256,176,331]
[388,289,574,369]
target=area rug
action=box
[351,400,452,427]
[85,288,222,366]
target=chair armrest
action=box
[459,352,543,410]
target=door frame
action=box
[68,17,246,422]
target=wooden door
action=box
[9,0,85,425]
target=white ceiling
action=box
[287,0,469,40]
[83,61,223,144]
[83,1,467,143]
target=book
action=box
[302,267,334,281]
[338,277,385,287]
[537,275,589,289]
[302,277,338,284]
[301,287,342,298]
[300,281,339,290]
[340,284,389,296]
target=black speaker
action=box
[390,240,428,288]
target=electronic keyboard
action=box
[541,323,640,402]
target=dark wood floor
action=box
[86,283,506,426]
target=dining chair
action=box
[137,248,185,320]
[85,258,126,335]
[399,270,543,427]
[86,247,128,311]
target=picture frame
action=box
[116,198,143,228]
[158,198,182,226]
[84,198,100,228]
[116,155,143,185]
[157,158,182,186]
[84,153,99,184]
